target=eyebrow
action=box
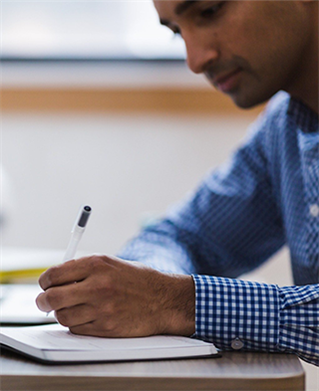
[174,1,197,16]
[159,1,199,27]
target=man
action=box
[36,1,319,366]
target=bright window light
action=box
[1,0,186,60]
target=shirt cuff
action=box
[192,274,280,352]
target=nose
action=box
[184,33,219,74]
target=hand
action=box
[36,255,195,338]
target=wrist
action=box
[159,273,195,336]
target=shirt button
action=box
[231,337,244,350]
[309,204,319,217]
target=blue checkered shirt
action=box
[118,92,319,366]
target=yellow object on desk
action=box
[0,247,88,283]
[0,268,48,283]
[0,247,62,283]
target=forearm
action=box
[192,275,319,366]
[117,227,197,275]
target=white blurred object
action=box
[2,1,185,59]
[0,284,56,324]
[0,165,15,228]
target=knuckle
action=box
[99,317,114,333]
[100,302,116,321]
[95,277,109,292]
[88,255,107,273]
[39,271,51,290]
[45,288,61,309]
[41,265,60,288]
[64,259,77,268]
[90,278,113,302]
[55,310,69,326]
[106,301,115,316]
[42,261,73,288]
[104,319,120,335]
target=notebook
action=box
[0,323,219,363]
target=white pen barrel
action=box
[62,230,83,263]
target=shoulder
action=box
[263,91,290,122]
[246,91,291,143]
[234,92,291,172]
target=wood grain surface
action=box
[0,348,305,391]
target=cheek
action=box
[216,3,278,66]
[219,18,279,82]
[215,12,259,63]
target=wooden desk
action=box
[0,348,305,391]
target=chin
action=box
[230,91,275,110]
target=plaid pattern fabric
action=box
[193,276,280,351]
[193,276,319,365]
[118,91,319,366]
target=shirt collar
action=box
[287,97,318,133]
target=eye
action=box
[199,2,225,20]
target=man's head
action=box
[154,0,318,109]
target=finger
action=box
[36,291,52,312]
[39,256,98,290]
[36,280,90,312]
[69,321,106,337]
[55,304,95,328]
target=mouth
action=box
[210,68,242,93]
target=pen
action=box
[62,205,92,263]
[46,205,91,317]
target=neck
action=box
[286,7,318,114]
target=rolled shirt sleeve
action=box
[193,275,319,365]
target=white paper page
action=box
[0,284,56,324]
[2,324,212,351]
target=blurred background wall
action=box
[1,60,292,284]
[0,62,291,285]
